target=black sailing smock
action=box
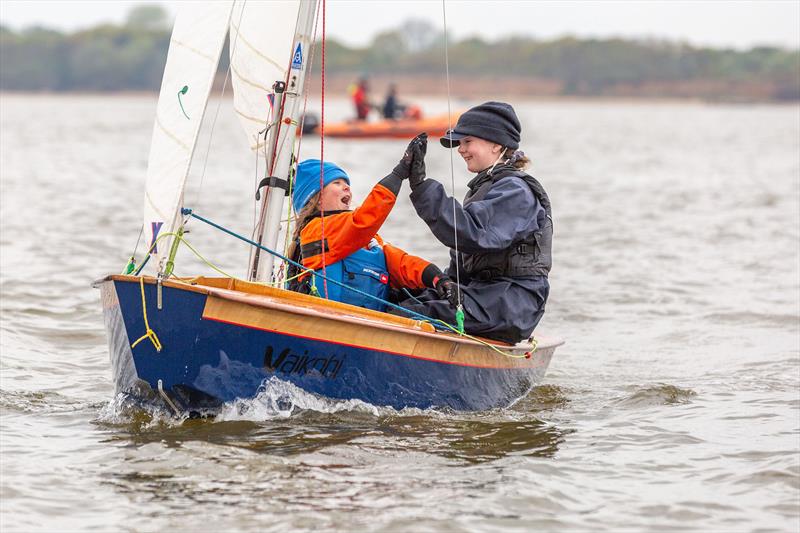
[399,165,551,344]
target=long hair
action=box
[287,191,321,260]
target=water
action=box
[1,94,798,531]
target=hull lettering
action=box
[263,345,345,379]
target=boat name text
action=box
[263,346,345,379]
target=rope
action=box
[318,0,329,299]
[440,1,465,334]
[130,276,163,353]
[294,1,320,164]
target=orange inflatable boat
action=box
[301,111,462,139]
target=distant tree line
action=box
[0,6,172,91]
[1,6,798,100]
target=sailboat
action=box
[95,1,563,415]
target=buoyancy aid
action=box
[316,241,390,311]
[460,164,553,280]
[288,236,391,311]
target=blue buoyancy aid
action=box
[313,241,390,311]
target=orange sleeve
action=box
[382,242,432,290]
[300,182,397,270]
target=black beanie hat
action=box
[440,101,521,149]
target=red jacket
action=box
[352,85,370,120]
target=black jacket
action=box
[400,168,551,344]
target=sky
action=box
[1,0,799,50]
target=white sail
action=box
[229,0,302,153]
[142,1,234,274]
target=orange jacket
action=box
[299,182,432,290]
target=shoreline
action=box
[0,89,800,107]
[3,71,796,105]
[2,91,797,107]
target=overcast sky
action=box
[1,0,798,50]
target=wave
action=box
[0,388,88,414]
[703,311,800,328]
[613,383,697,408]
[215,377,388,421]
[95,377,427,427]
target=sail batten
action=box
[230,65,273,92]
[154,115,191,151]
[234,109,270,125]
[229,1,303,148]
[230,22,286,70]
[171,38,217,61]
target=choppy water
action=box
[1,94,798,532]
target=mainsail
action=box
[142,1,234,273]
[229,0,302,153]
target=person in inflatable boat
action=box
[397,102,553,344]
[286,139,457,313]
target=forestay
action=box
[142,1,234,274]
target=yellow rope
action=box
[130,276,163,352]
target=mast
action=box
[247,0,318,282]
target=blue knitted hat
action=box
[440,101,521,149]
[293,159,350,211]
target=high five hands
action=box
[392,132,428,188]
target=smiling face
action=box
[457,136,504,173]
[318,178,352,211]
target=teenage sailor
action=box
[398,102,553,344]
[287,144,454,312]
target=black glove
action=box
[391,132,428,180]
[409,133,427,188]
[434,274,461,308]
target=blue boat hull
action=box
[98,276,557,412]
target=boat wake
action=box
[96,392,181,427]
[215,377,386,421]
[97,376,417,426]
